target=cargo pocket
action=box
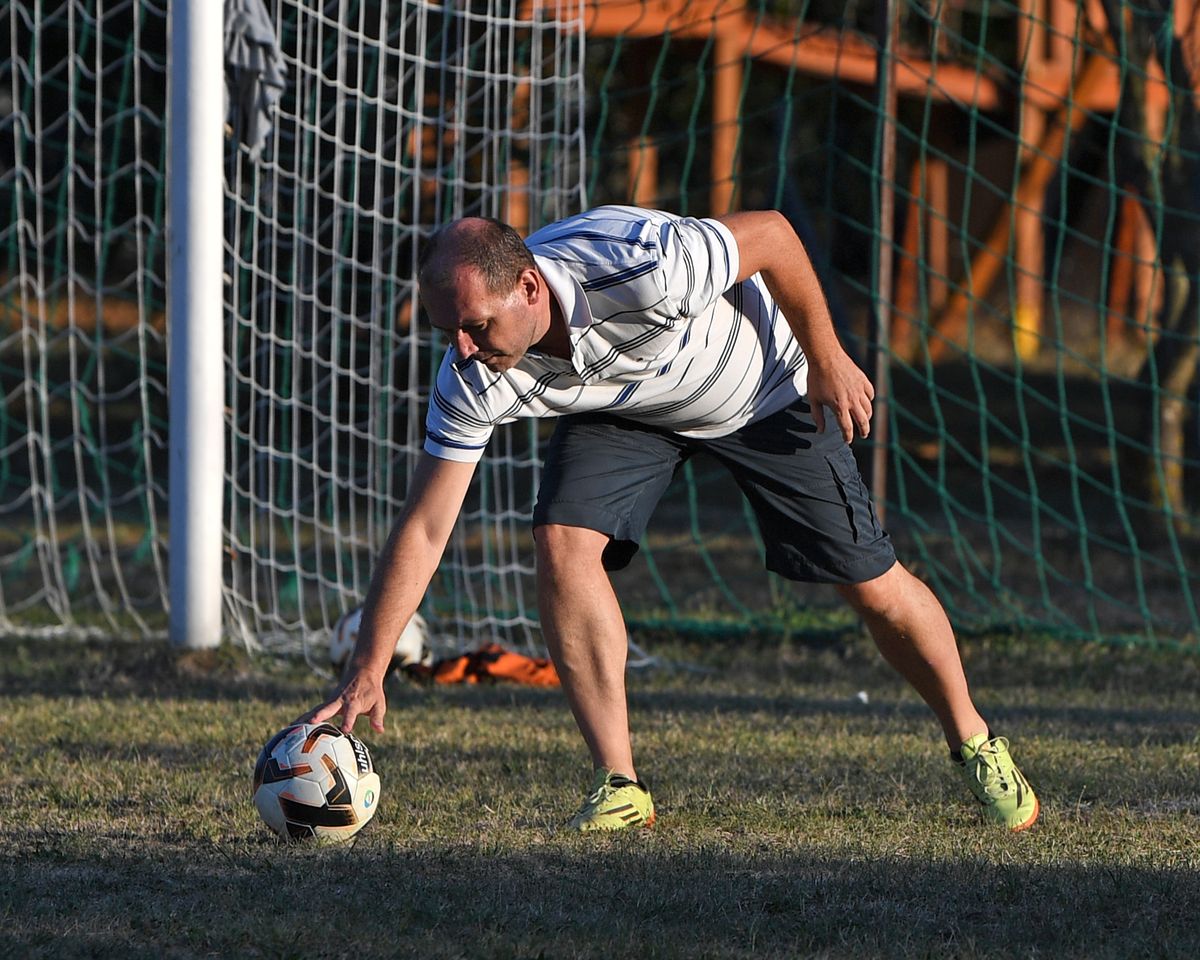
[825,449,881,544]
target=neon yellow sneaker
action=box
[567,768,656,832]
[957,732,1039,832]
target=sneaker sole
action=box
[1009,796,1040,833]
[572,809,656,833]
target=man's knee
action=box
[839,560,947,625]
[534,523,609,571]
[837,560,910,614]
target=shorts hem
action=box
[532,500,633,541]
[765,546,897,585]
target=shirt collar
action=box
[527,255,594,377]
[534,255,593,331]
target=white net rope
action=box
[223,1,586,655]
[0,1,170,639]
[0,0,584,647]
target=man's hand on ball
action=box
[302,667,387,735]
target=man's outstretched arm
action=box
[717,210,873,442]
[303,451,478,734]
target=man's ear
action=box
[519,267,540,304]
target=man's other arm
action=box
[717,210,873,442]
[303,452,478,733]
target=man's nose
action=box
[454,329,476,358]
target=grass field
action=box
[3,632,1199,959]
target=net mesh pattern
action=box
[0,1,1196,648]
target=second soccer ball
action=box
[329,606,431,677]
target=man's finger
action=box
[857,399,873,438]
[299,700,336,725]
[812,401,826,435]
[369,698,386,733]
[837,407,854,444]
[339,704,360,735]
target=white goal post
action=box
[169,0,225,650]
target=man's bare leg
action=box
[837,561,988,749]
[534,523,637,779]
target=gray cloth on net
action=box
[224,0,286,160]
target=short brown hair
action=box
[418,217,535,294]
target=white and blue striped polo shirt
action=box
[423,205,809,463]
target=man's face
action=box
[422,266,542,374]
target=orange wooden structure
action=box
[522,0,1176,363]
[577,0,1008,217]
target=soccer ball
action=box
[329,606,431,676]
[252,722,381,842]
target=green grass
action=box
[3,634,1200,959]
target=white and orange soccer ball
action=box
[252,722,380,842]
[329,606,431,676]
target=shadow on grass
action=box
[0,638,322,705]
[626,688,1200,746]
[411,683,1200,750]
[2,842,1197,959]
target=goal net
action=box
[2,1,1197,651]
[225,0,586,655]
[0,0,585,653]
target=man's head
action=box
[418,218,549,373]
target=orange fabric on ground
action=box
[423,642,560,687]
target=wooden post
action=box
[711,30,741,214]
[927,151,949,312]
[1014,0,1047,361]
[1131,196,1162,343]
[1106,187,1138,350]
[1018,0,1047,152]
[628,135,660,206]
[1049,0,1076,67]
[929,52,1108,361]
[505,163,530,235]
[871,0,901,520]
[626,39,659,206]
[893,145,949,362]
[891,157,924,360]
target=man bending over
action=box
[303,206,1039,833]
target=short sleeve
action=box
[656,215,740,320]
[423,350,496,463]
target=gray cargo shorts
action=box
[532,400,896,584]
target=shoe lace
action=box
[968,737,1013,799]
[582,775,618,809]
